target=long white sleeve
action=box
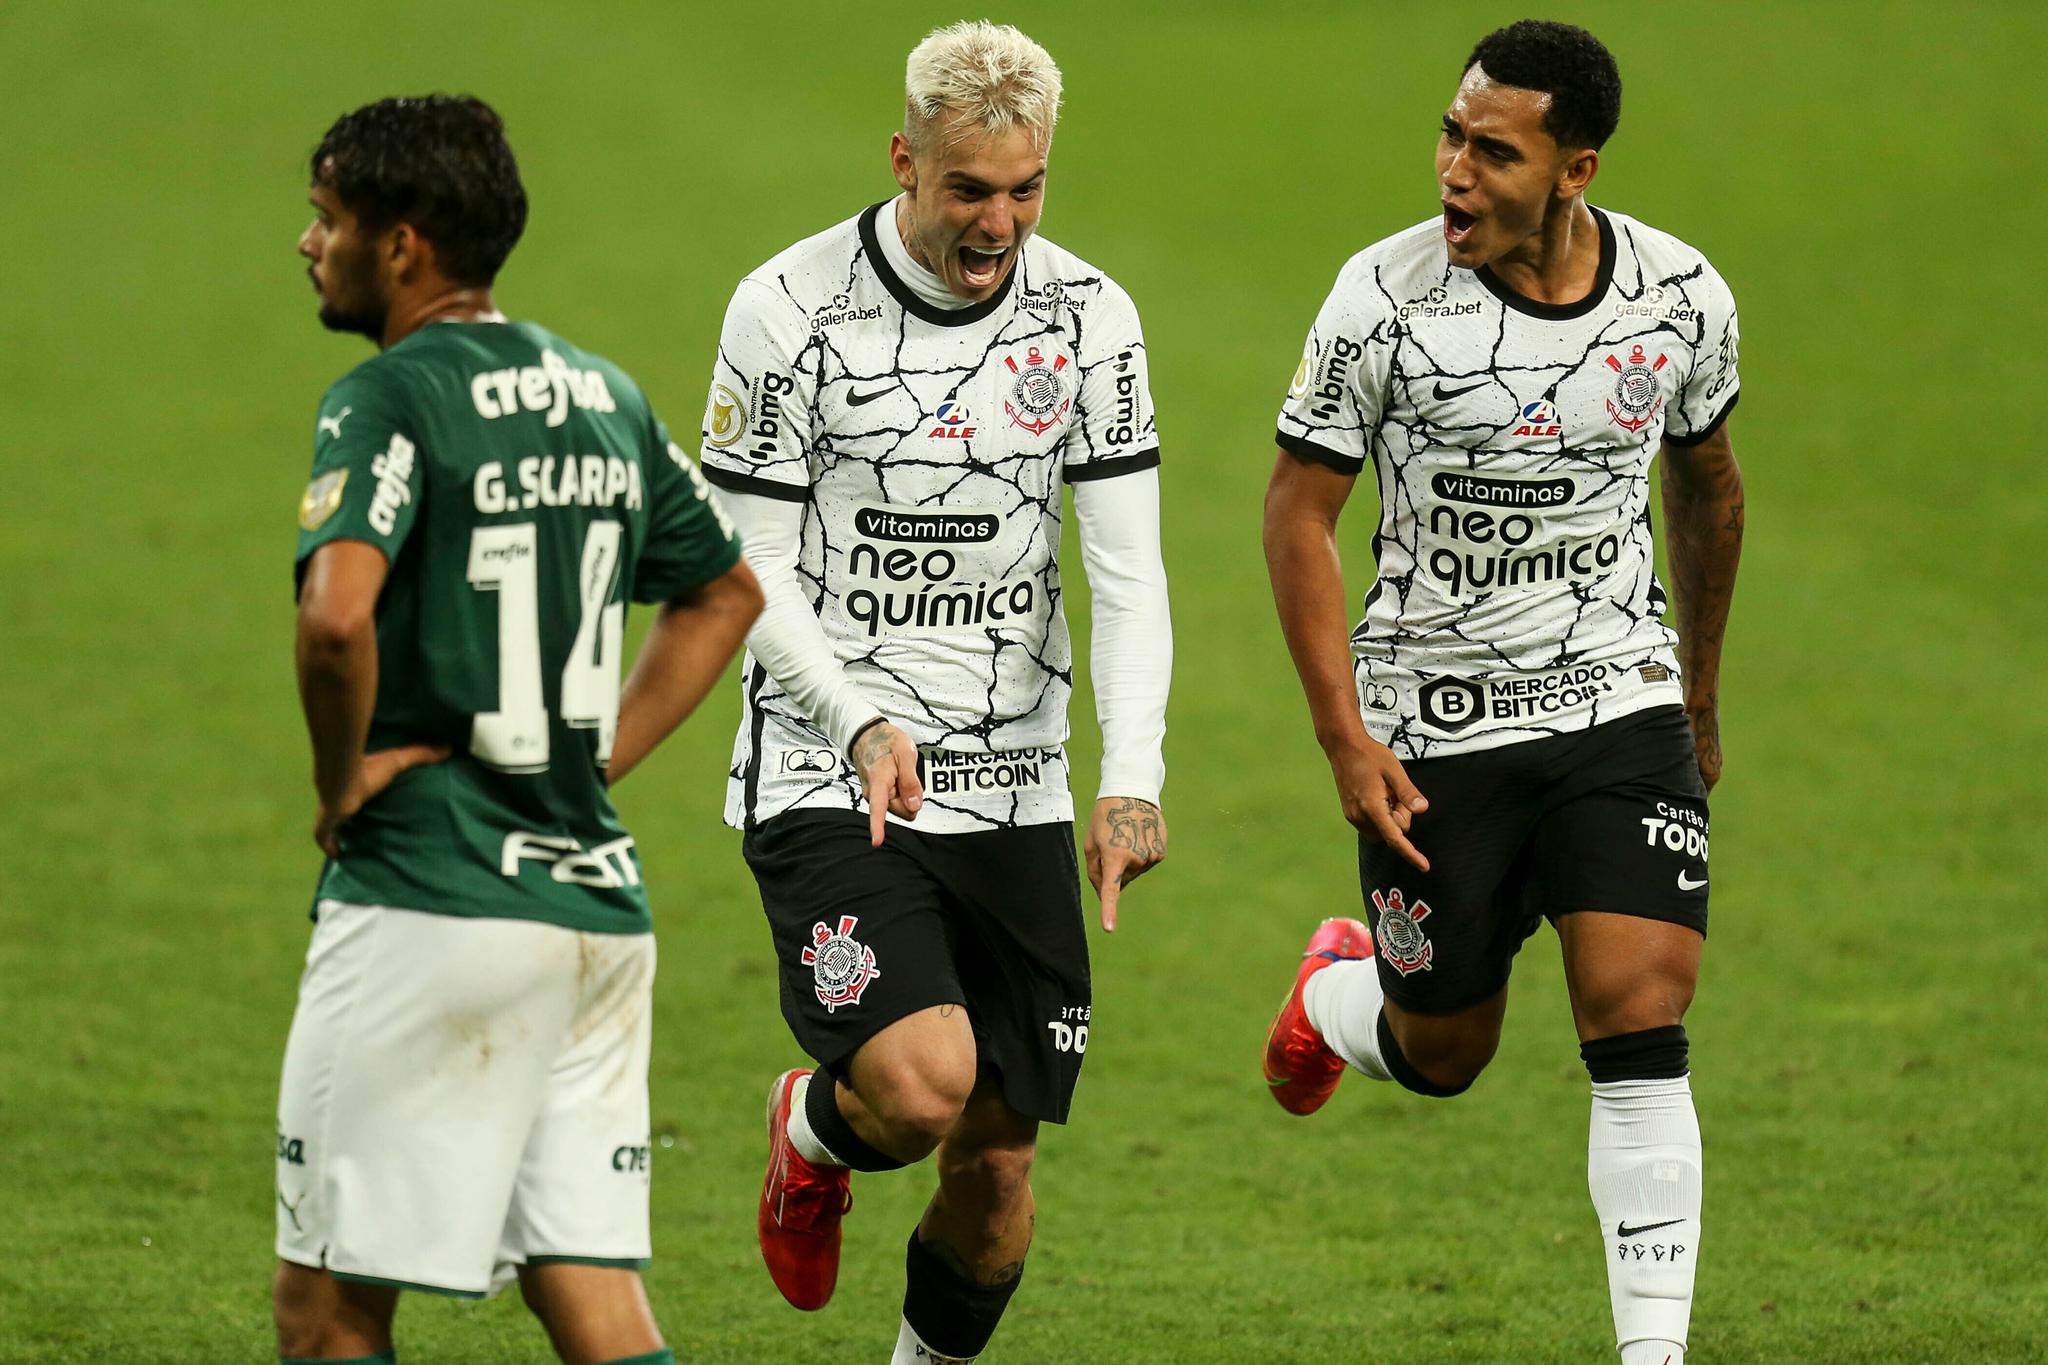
[720,490,883,753]
[1072,468,1171,803]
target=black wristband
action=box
[847,715,889,756]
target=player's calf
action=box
[272,1261,396,1362]
[516,1262,665,1365]
[1583,1024,1701,1365]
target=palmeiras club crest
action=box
[1370,888,1435,977]
[803,915,880,1012]
[1604,343,1669,434]
[1002,344,1072,436]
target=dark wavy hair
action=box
[1465,21,1622,151]
[311,95,527,286]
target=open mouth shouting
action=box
[1443,202,1480,249]
[958,242,1009,290]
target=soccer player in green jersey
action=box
[273,96,761,1365]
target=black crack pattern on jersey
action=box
[710,220,1156,830]
[1279,217,1737,760]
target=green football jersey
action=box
[294,319,741,934]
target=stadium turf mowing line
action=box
[2,2,2044,1360]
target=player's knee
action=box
[1576,974,1695,1040]
[1384,1011,1499,1095]
[863,1052,976,1154]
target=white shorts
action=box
[275,901,655,1297]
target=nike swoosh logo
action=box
[1677,873,1708,891]
[1617,1218,1684,1238]
[1432,380,1486,400]
[848,386,893,406]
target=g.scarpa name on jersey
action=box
[473,456,645,514]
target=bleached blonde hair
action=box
[904,20,1062,155]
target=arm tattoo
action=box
[1658,432,1745,710]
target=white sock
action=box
[1301,959,1393,1082]
[785,1073,847,1167]
[1589,1076,1701,1364]
[892,1315,976,1363]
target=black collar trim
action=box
[1475,207,1616,320]
[859,201,1017,327]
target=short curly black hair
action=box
[311,95,528,287]
[1464,20,1622,151]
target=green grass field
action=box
[4,2,2046,1360]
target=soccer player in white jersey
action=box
[694,21,1171,1363]
[1260,21,1743,1365]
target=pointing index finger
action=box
[1372,805,1430,873]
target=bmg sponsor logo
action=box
[1308,336,1362,422]
[744,372,797,463]
[1103,350,1142,447]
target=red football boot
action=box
[1262,917,1376,1115]
[758,1068,852,1310]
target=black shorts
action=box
[1359,705,1709,1015]
[742,810,1091,1124]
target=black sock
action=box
[1580,1024,1689,1082]
[1376,1012,1473,1098]
[805,1069,909,1172]
[902,1232,1021,1360]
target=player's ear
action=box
[889,131,918,194]
[386,221,430,283]
[1558,147,1599,201]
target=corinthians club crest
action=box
[1002,344,1072,436]
[1603,343,1669,434]
[803,914,880,1012]
[1370,888,1435,977]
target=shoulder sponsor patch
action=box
[298,468,347,531]
[705,382,747,448]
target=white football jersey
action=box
[701,202,1160,831]
[1276,207,1740,758]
